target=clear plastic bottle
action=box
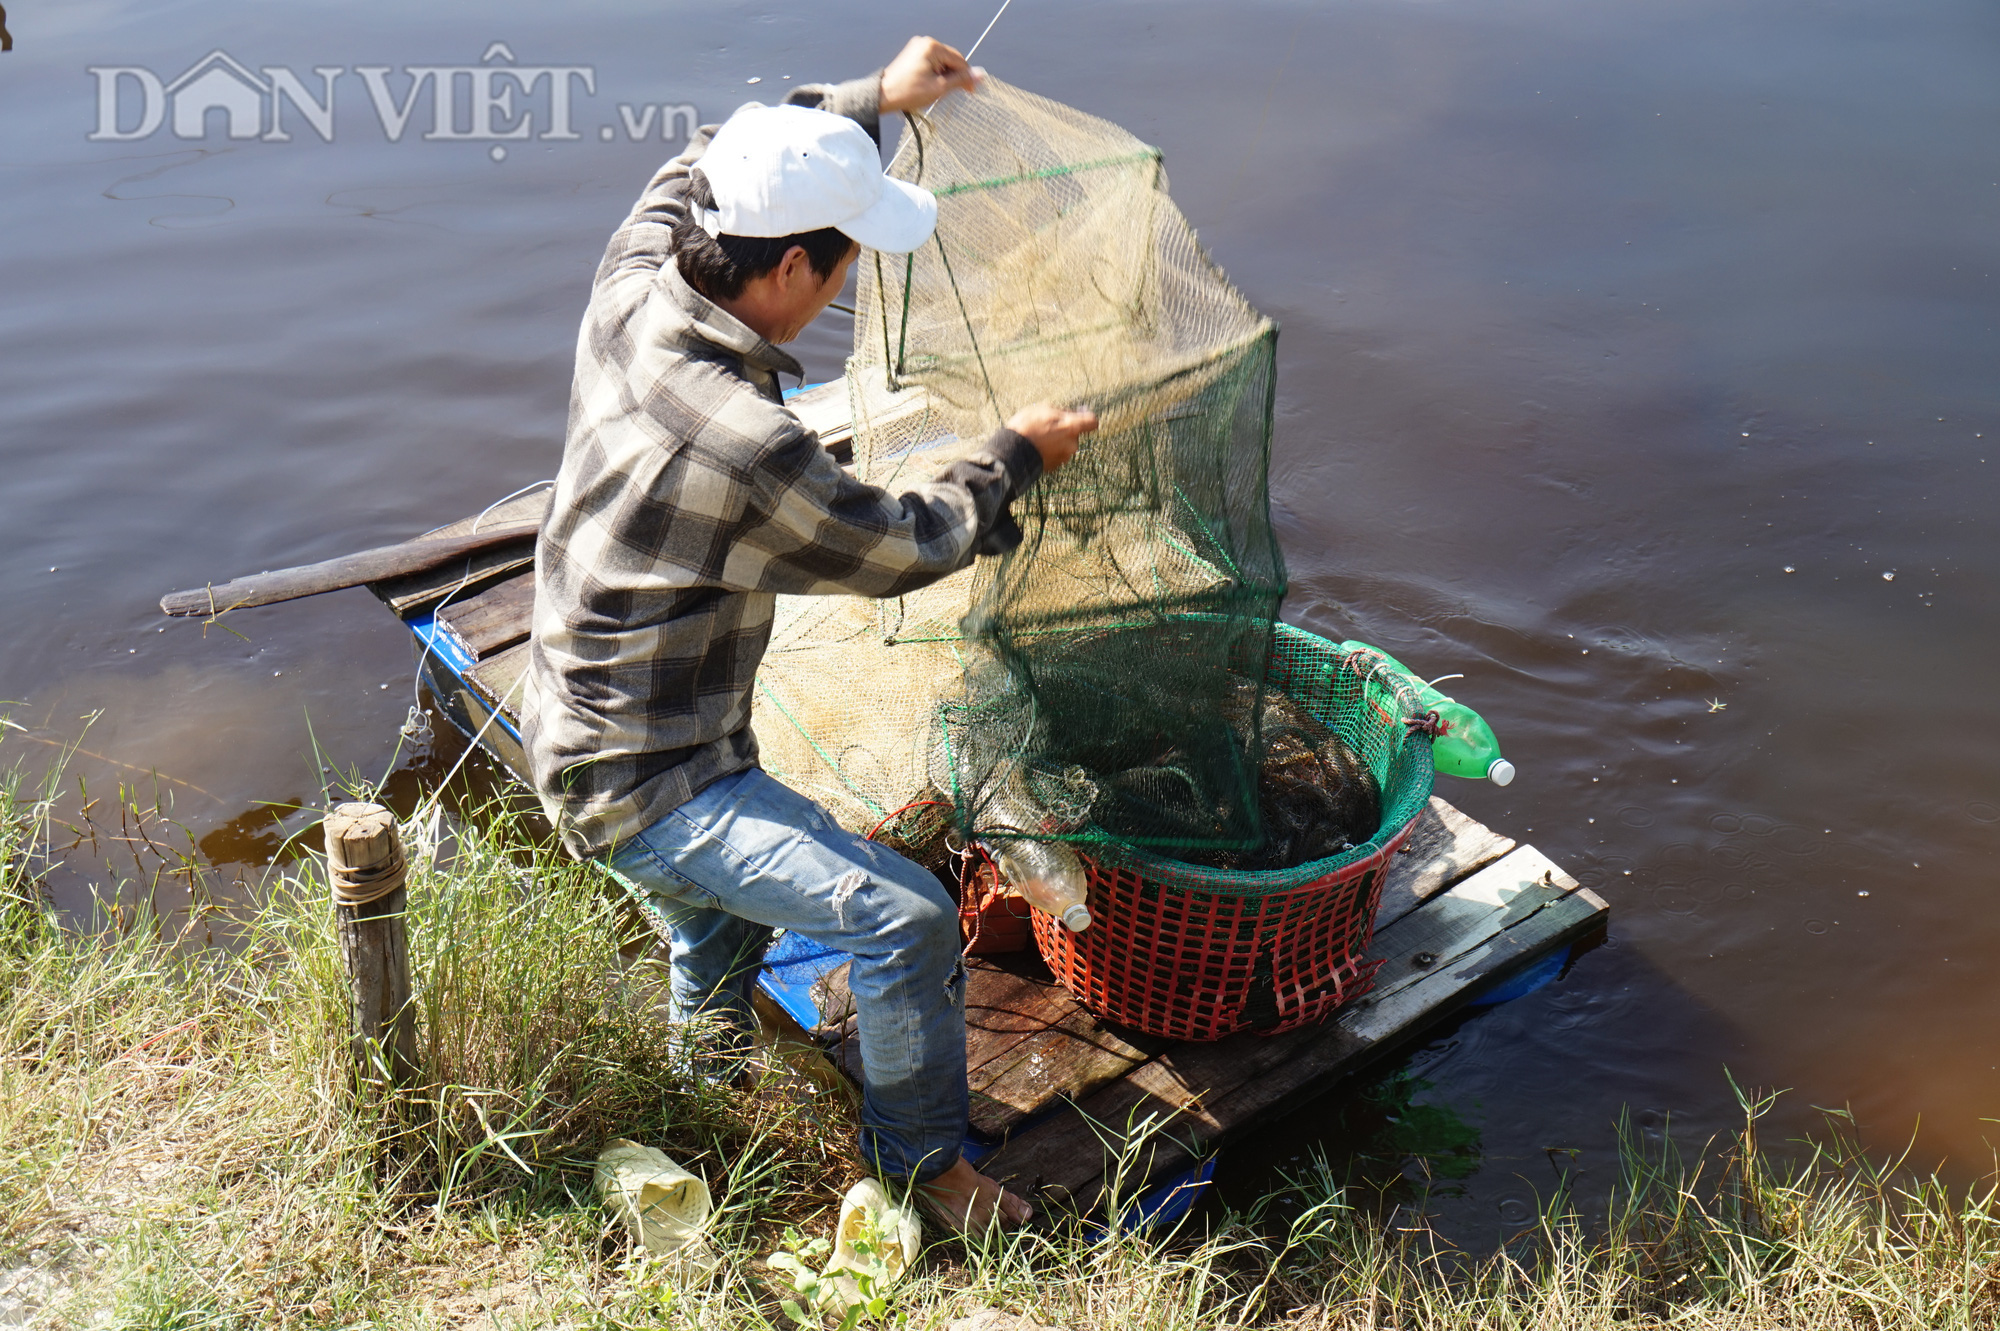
[1339,641,1516,786]
[979,782,1093,932]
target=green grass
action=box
[6,750,2000,1329]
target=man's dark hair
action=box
[672,168,855,301]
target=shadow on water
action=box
[26,675,535,931]
[192,695,538,869]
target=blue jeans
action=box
[605,767,968,1185]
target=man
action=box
[521,36,1095,1234]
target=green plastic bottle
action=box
[1337,641,1516,786]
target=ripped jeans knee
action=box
[603,766,970,1184]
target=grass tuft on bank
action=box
[5,752,2000,1329]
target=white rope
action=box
[405,479,554,718]
[966,0,1013,60]
[407,668,528,834]
[374,479,554,795]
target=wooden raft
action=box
[368,383,1607,1210]
[829,800,1603,1208]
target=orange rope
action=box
[863,798,952,843]
[959,841,1006,956]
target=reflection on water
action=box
[3,0,1999,1243]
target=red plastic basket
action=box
[997,624,1434,1040]
[1030,818,1416,1041]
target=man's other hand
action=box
[880,37,981,114]
[1006,404,1098,474]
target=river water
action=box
[3,0,1997,1242]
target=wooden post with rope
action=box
[325,802,418,1092]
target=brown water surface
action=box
[3,0,1998,1241]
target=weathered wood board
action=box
[465,639,530,713]
[786,378,855,454]
[372,488,550,615]
[162,523,539,619]
[436,574,535,660]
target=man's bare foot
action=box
[914,1156,1034,1236]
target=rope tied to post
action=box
[323,800,419,1090]
[324,802,410,907]
[329,843,408,906]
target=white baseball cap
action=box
[696,103,938,254]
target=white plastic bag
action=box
[820,1177,922,1314]
[594,1139,712,1257]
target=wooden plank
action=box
[1205,876,1604,1143]
[818,954,1083,1061]
[161,523,537,618]
[417,655,532,778]
[1374,796,1517,932]
[788,379,854,454]
[417,487,551,543]
[967,1000,1158,1138]
[436,570,535,660]
[985,901,1600,1205]
[963,965,1091,1072]
[1358,847,1582,1013]
[812,954,1160,1137]
[467,640,530,719]
[749,988,861,1110]
[981,845,1604,1206]
[809,961,858,1038]
[374,488,551,614]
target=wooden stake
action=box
[325,802,418,1092]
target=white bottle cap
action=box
[1488,758,1516,786]
[1060,904,1092,932]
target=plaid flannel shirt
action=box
[522,76,1043,858]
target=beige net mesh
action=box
[753,79,1301,867]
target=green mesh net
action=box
[751,80,1430,889]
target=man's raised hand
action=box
[880,36,981,114]
[1006,404,1098,474]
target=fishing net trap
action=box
[751,81,1435,1037]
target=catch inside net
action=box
[752,80,1420,888]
